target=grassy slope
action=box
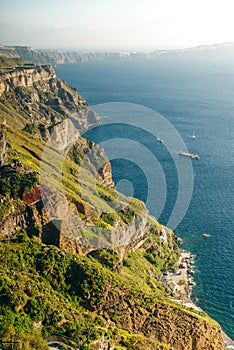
[0,232,217,350]
[0,57,26,69]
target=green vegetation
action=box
[0,233,166,348]
[4,124,146,235]
[0,235,108,348]
[0,231,214,349]
[0,197,12,221]
[0,167,37,199]
[0,57,26,69]
[144,225,179,273]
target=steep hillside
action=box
[0,45,134,65]
[1,42,234,66]
[0,57,226,349]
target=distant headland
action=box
[1,41,234,66]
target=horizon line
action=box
[1,40,234,53]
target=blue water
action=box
[56,57,234,339]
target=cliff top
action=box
[0,56,27,68]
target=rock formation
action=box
[0,64,55,96]
[0,119,7,166]
[1,42,234,66]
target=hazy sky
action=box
[1,0,234,50]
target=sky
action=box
[1,0,234,51]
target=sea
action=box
[55,55,234,339]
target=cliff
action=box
[0,64,56,96]
[0,45,134,65]
[0,121,7,166]
[0,59,98,139]
[1,42,234,66]
[0,57,227,350]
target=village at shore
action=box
[161,248,201,311]
[160,237,234,349]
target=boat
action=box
[179,151,200,160]
[202,233,211,238]
[156,134,164,143]
[190,131,196,139]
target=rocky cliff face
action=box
[0,45,133,65]
[0,61,99,139]
[0,124,7,166]
[97,294,225,350]
[0,200,49,239]
[42,200,149,256]
[2,42,234,66]
[0,64,55,96]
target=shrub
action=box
[0,167,38,199]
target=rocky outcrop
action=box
[76,140,115,188]
[59,210,149,255]
[110,207,149,248]
[0,45,20,58]
[0,63,99,140]
[96,293,226,350]
[0,121,7,166]
[99,161,113,188]
[0,64,55,96]
[40,189,148,254]
[0,200,49,239]
[0,66,88,120]
[90,336,113,350]
[49,118,80,153]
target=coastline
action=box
[161,250,197,306]
[222,333,234,349]
[53,53,234,341]
[162,248,234,349]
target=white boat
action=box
[202,233,211,238]
[156,134,164,143]
[179,151,200,160]
[190,131,196,139]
